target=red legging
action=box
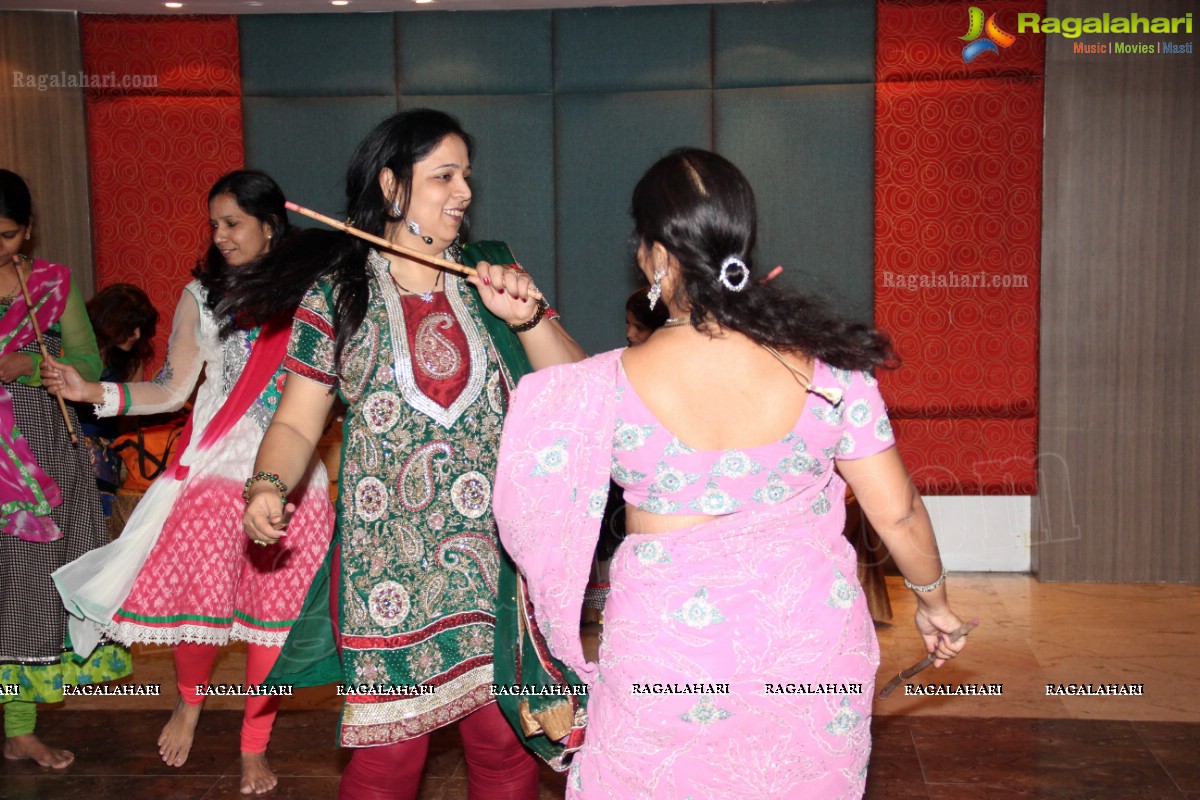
[174,642,281,753]
[337,702,539,800]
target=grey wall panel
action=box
[555,6,711,94]
[401,95,555,305]
[556,91,711,354]
[240,14,394,97]
[397,11,551,95]
[234,4,876,360]
[242,97,398,224]
[715,84,875,322]
[715,0,875,88]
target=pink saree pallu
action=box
[494,350,880,799]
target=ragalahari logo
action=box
[960,7,1017,62]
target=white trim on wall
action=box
[926,496,1031,573]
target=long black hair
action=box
[633,148,892,370]
[0,169,33,227]
[219,109,474,369]
[87,283,159,381]
[194,170,290,316]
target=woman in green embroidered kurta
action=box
[242,110,584,799]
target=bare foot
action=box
[240,751,277,794]
[157,696,203,767]
[4,733,75,768]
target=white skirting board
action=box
[923,496,1031,572]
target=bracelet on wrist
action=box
[507,297,548,334]
[904,567,947,593]
[243,471,289,504]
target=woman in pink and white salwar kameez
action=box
[495,149,968,799]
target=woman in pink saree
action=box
[494,149,968,798]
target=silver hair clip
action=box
[719,256,749,292]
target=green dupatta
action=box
[264,241,587,768]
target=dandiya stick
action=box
[877,618,979,699]
[285,201,476,277]
[12,256,78,446]
[284,201,546,301]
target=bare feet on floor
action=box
[240,751,277,795]
[158,696,203,767]
[4,733,75,768]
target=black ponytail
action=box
[632,148,892,371]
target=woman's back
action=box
[620,327,812,452]
[619,327,819,534]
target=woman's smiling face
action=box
[209,193,272,267]
[397,134,472,251]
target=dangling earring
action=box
[647,268,666,310]
[405,219,434,246]
[390,198,403,217]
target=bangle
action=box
[507,297,547,334]
[243,471,289,504]
[904,568,947,593]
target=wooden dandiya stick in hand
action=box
[877,618,979,699]
[284,201,546,301]
[285,201,476,277]
[12,256,78,446]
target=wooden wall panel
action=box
[0,11,93,294]
[1035,0,1199,582]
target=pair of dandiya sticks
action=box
[293,199,972,698]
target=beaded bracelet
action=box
[243,471,289,504]
[507,297,548,334]
[582,582,611,610]
[904,567,947,593]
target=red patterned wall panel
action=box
[876,77,1042,417]
[876,0,1044,494]
[877,0,1046,82]
[891,417,1038,495]
[83,16,243,374]
[81,15,240,96]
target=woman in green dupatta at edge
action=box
[239,109,586,800]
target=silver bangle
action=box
[95,382,120,418]
[904,568,947,593]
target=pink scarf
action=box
[0,259,70,542]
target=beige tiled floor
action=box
[19,575,1200,799]
[67,574,1200,724]
[873,574,1200,721]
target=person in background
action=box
[76,283,160,525]
[623,284,668,347]
[0,168,131,769]
[582,286,669,629]
[45,170,334,795]
[493,148,968,798]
